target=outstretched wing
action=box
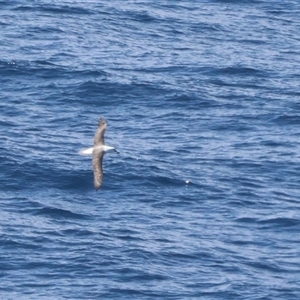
[94,118,106,146]
[93,149,104,190]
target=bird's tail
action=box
[78,147,94,155]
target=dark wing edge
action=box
[94,118,106,146]
[93,151,104,190]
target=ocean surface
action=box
[1,1,300,299]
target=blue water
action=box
[1,1,300,299]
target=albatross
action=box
[79,118,117,190]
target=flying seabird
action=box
[79,118,117,190]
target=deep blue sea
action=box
[1,1,300,299]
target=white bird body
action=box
[79,145,115,155]
[79,147,94,155]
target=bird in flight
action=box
[79,118,118,190]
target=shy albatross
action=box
[79,118,117,190]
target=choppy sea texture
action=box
[1,1,300,299]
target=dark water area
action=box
[1,1,300,299]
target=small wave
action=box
[34,206,90,220]
[259,217,300,227]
